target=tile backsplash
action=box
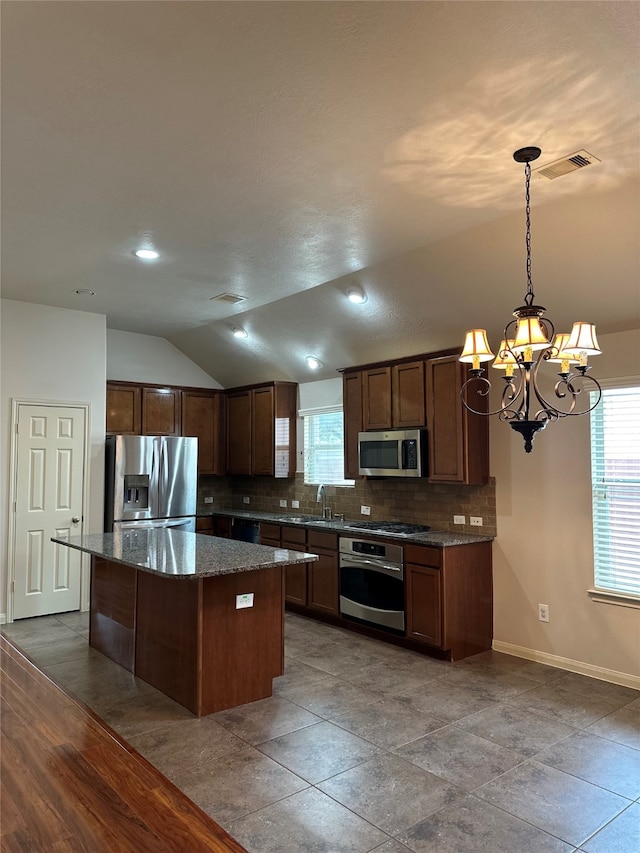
[198,474,496,537]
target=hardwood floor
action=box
[0,634,247,852]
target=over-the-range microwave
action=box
[358,428,427,478]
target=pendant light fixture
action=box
[459,146,603,453]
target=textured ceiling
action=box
[2,1,639,386]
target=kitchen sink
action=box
[283,515,339,525]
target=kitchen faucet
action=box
[316,484,332,519]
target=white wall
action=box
[107,329,223,388]
[0,300,108,618]
[492,328,640,683]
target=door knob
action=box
[72,516,80,524]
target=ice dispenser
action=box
[123,474,150,511]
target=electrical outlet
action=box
[291,500,300,509]
[279,499,287,508]
[243,496,250,504]
[361,505,371,515]
[236,593,254,609]
[204,496,214,504]
[454,515,466,525]
[470,516,483,527]
[538,603,549,622]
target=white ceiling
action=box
[2,1,639,387]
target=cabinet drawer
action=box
[260,523,281,543]
[405,544,441,569]
[307,530,338,551]
[281,526,307,546]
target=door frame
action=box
[6,398,92,623]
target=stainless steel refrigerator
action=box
[105,435,198,533]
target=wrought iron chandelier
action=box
[459,146,603,453]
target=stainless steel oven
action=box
[339,537,405,633]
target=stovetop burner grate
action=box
[347,520,431,535]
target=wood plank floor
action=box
[0,634,247,852]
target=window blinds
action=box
[590,384,640,598]
[302,409,353,486]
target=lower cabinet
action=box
[281,526,308,607]
[307,530,338,616]
[405,541,493,661]
[196,517,214,535]
[197,516,231,537]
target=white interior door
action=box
[11,404,87,619]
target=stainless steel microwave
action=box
[358,428,427,478]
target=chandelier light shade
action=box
[459,146,603,453]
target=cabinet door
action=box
[227,390,252,475]
[362,367,392,430]
[252,386,275,476]
[141,387,182,436]
[195,517,215,535]
[406,564,442,647]
[426,355,489,484]
[106,383,141,435]
[343,371,363,479]
[282,526,308,606]
[182,390,225,475]
[214,516,232,538]
[308,550,338,615]
[392,361,426,427]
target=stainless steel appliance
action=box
[358,428,427,478]
[105,435,197,533]
[339,536,406,633]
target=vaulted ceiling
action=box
[2,1,638,387]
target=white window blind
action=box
[590,383,640,598]
[301,407,354,486]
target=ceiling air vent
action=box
[209,292,247,304]
[534,150,600,180]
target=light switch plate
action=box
[236,593,254,609]
[361,505,371,515]
[279,499,287,508]
[454,515,466,525]
[243,496,250,504]
[292,500,300,509]
[204,496,214,504]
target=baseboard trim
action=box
[492,640,640,690]
[0,613,6,625]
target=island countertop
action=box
[52,529,318,579]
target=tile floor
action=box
[3,611,639,853]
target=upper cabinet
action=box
[181,389,226,475]
[106,381,180,436]
[141,386,181,436]
[361,361,426,431]
[226,381,297,478]
[342,370,364,480]
[341,350,489,485]
[426,354,489,485]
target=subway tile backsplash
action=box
[198,474,496,537]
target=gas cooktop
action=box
[346,520,431,536]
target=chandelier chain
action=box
[524,161,534,307]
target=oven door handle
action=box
[340,554,402,573]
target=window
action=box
[590,382,640,599]
[301,408,354,486]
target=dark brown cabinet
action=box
[281,526,309,607]
[405,541,492,661]
[182,390,226,475]
[362,366,392,430]
[392,360,426,428]
[226,382,297,477]
[141,386,182,436]
[342,370,364,479]
[195,517,215,535]
[307,530,338,615]
[106,382,141,435]
[426,354,489,485]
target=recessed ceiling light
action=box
[134,248,160,260]
[346,287,367,304]
[75,289,96,296]
[305,356,323,369]
[232,326,248,338]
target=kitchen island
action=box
[53,529,317,716]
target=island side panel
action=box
[90,557,136,671]
[135,572,201,715]
[200,566,284,715]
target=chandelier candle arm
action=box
[459,146,603,453]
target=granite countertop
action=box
[52,530,317,579]
[201,508,494,546]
